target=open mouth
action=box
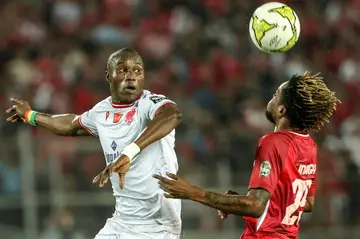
[124,85,137,93]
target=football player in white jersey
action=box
[6,48,183,239]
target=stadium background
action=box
[0,0,360,238]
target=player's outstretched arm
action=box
[153,173,270,218]
[6,98,90,137]
[197,188,270,218]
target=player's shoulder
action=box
[140,90,171,104]
[258,131,295,147]
[91,97,113,112]
[259,131,316,148]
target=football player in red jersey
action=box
[153,72,340,238]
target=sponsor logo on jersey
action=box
[260,160,271,177]
[110,140,117,151]
[149,95,168,104]
[105,151,120,164]
[298,164,316,175]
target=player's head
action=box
[106,48,145,103]
[266,72,340,132]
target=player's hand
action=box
[92,154,130,189]
[6,98,31,123]
[153,172,195,199]
[218,190,239,220]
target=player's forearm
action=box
[304,200,313,212]
[303,196,315,213]
[34,113,79,136]
[135,105,182,150]
[190,188,264,218]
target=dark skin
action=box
[6,99,87,136]
[6,48,182,189]
[153,82,315,219]
[153,173,270,218]
[105,50,145,103]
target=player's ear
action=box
[105,70,111,82]
[278,105,286,116]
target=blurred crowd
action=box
[1,0,360,238]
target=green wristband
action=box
[29,111,38,127]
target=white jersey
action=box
[79,90,181,234]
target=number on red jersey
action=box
[282,179,312,225]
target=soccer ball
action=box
[249,2,300,53]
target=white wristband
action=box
[121,143,141,162]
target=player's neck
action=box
[275,123,308,135]
[111,91,143,104]
[112,96,133,104]
[274,126,292,132]
[274,118,291,132]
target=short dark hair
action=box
[281,72,340,132]
[107,48,143,70]
[118,48,139,55]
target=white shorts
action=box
[94,218,180,239]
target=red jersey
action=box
[241,131,317,239]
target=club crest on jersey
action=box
[260,160,271,177]
[125,109,136,124]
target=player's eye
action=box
[134,69,141,73]
[118,68,125,73]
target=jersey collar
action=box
[288,130,309,137]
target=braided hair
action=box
[281,72,340,132]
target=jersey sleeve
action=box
[248,134,286,195]
[140,93,177,120]
[78,108,98,137]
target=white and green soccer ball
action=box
[249,2,300,53]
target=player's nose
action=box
[124,72,137,82]
[124,77,136,82]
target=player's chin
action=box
[265,110,275,124]
[120,90,142,102]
